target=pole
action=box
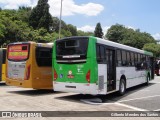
[59,0,63,39]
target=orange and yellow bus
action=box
[0,48,6,82]
[6,42,53,89]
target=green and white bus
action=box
[53,36,154,95]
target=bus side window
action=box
[100,46,106,63]
[116,50,122,66]
[126,51,131,66]
[135,54,143,70]
[96,44,106,64]
[140,55,147,70]
[130,52,134,66]
[96,44,101,63]
[134,53,137,69]
[121,50,127,66]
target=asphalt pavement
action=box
[0,76,160,120]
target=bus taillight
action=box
[25,65,31,80]
[86,70,90,83]
[54,69,58,80]
[6,63,8,78]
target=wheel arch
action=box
[120,74,126,85]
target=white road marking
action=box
[115,102,147,111]
[80,94,160,111]
[117,95,160,103]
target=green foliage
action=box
[50,17,60,32]
[106,24,156,49]
[143,43,160,57]
[61,29,72,37]
[17,7,32,23]
[0,10,33,45]
[1,1,157,54]
[29,0,52,31]
[0,3,98,46]
[77,30,94,36]
[106,24,124,43]
[67,24,77,36]
[94,22,103,38]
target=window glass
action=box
[134,53,138,63]
[126,52,131,66]
[100,46,106,61]
[56,39,88,57]
[138,54,141,62]
[36,47,52,67]
[116,50,121,66]
[96,45,100,60]
[96,44,106,63]
[130,52,134,66]
[56,38,88,64]
[122,51,127,66]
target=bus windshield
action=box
[56,38,88,63]
[8,44,29,61]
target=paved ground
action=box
[0,76,160,120]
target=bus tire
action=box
[119,78,126,95]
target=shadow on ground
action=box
[0,82,6,86]
[55,83,155,104]
[7,89,63,96]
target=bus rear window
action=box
[36,47,52,67]
[8,44,29,61]
[56,38,88,63]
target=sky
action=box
[0,0,160,40]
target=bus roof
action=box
[8,42,53,47]
[96,37,153,56]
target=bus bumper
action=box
[54,82,107,95]
[6,78,32,88]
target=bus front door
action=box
[106,49,116,92]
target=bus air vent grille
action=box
[98,76,104,90]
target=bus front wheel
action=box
[119,79,126,95]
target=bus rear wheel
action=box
[119,79,126,95]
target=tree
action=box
[105,24,156,49]
[17,7,32,24]
[94,22,103,38]
[67,24,77,36]
[29,0,53,31]
[106,24,125,43]
[61,29,72,37]
[0,21,6,46]
[0,9,36,44]
[143,43,160,57]
[77,30,94,36]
